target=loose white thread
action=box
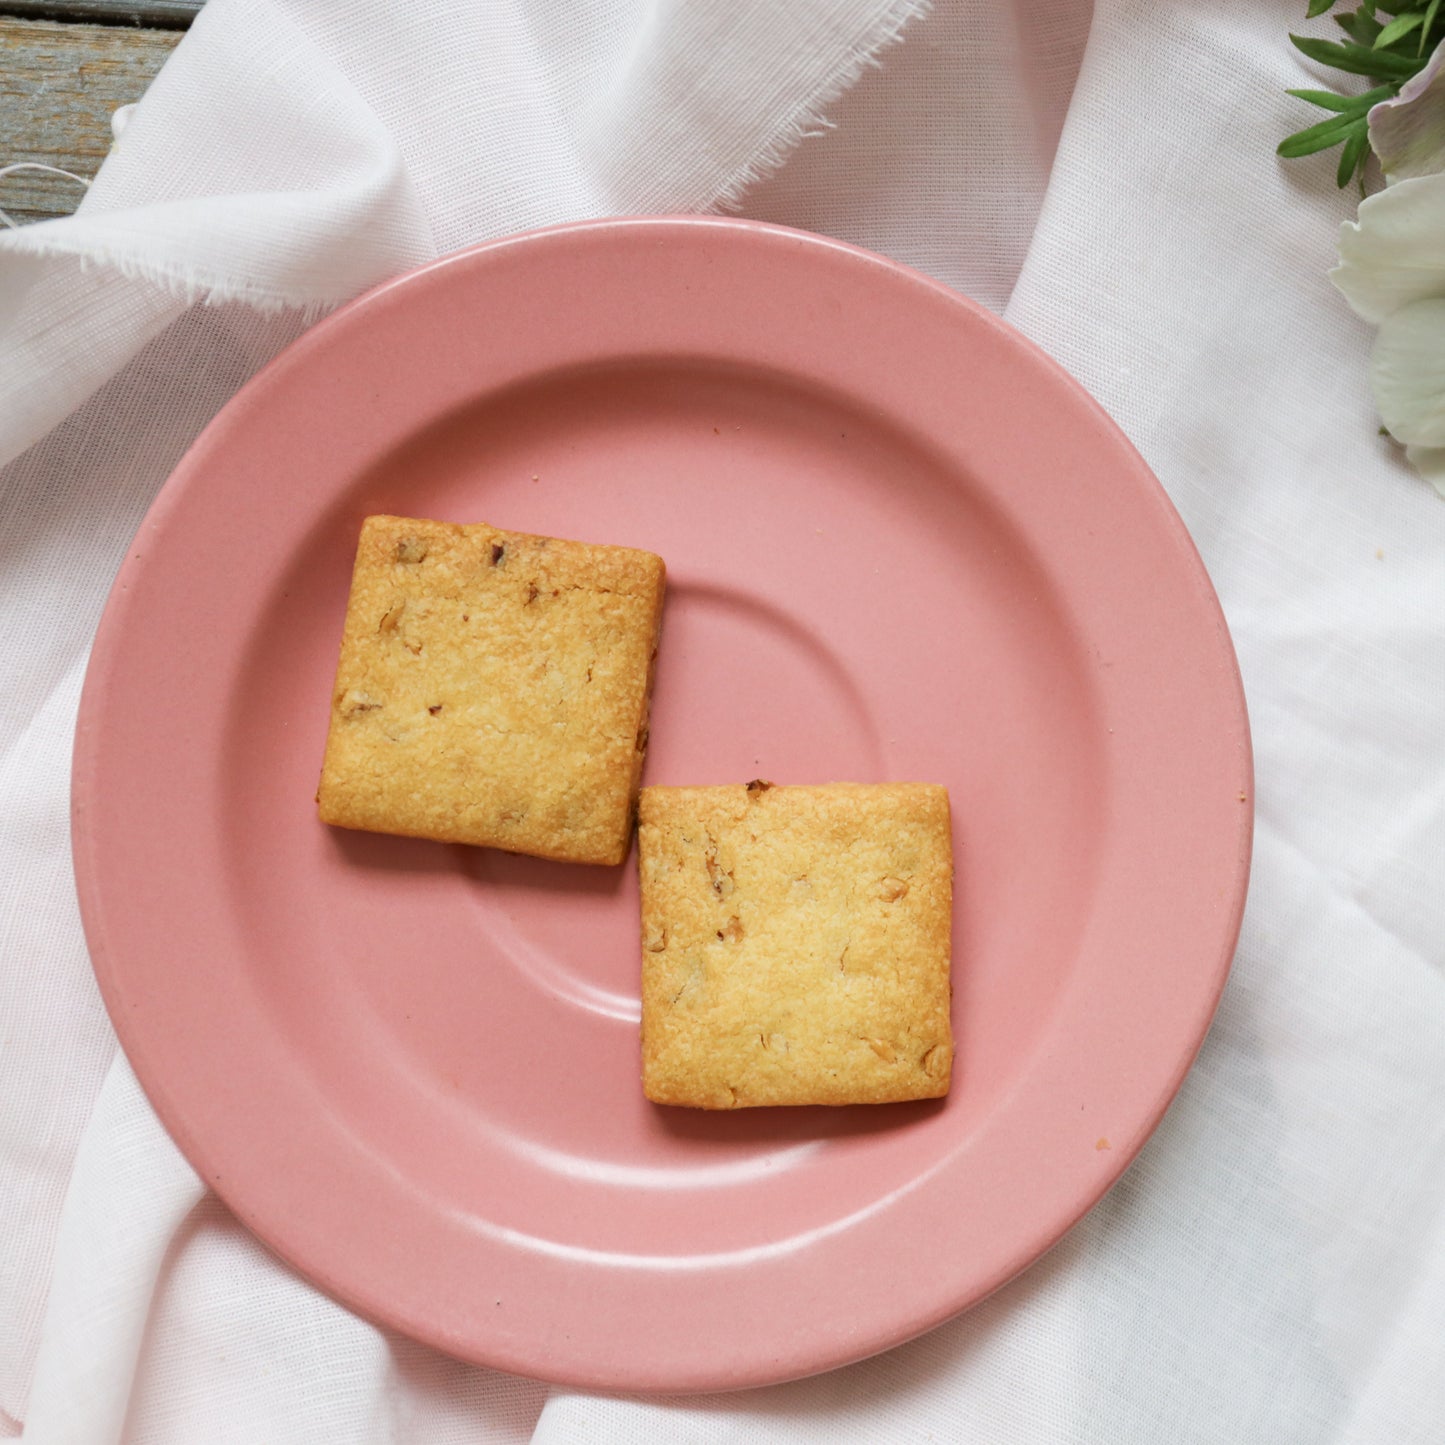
[0,162,92,229]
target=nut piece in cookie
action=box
[318,515,665,865]
[638,782,953,1107]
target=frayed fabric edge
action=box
[0,229,350,321]
[0,0,931,314]
[707,0,933,214]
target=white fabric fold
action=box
[0,0,927,463]
[21,1058,206,1445]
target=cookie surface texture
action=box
[638,782,954,1107]
[318,515,665,865]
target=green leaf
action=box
[1278,111,1369,156]
[1308,0,1336,15]
[1374,11,1424,45]
[1421,0,1442,53]
[1287,87,1358,110]
[1337,8,1383,42]
[1290,32,1425,76]
[1286,83,1399,109]
[1337,122,1370,184]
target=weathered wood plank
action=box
[0,16,181,224]
[0,2,201,29]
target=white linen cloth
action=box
[3,0,1443,1439]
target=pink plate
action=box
[73,217,1252,1393]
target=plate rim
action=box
[71,215,1253,1391]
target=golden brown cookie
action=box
[638,781,953,1107]
[318,515,664,865]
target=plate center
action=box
[461,577,886,1019]
[221,355,1110,1248]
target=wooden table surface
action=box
[0,0,200,225]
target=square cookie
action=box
[638,782,953,1108]
[318,515,665,865]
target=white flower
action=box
[1333,172,1445,323]
[1372,295,1445,446]
[1369,40,1445,184]
[1331,45,1445,497]
[1404,443,1445,492]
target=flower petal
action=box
[1371,296,1445,447]
[1404,442,1445,498]
[1368,40,1445,183]
[1332,172,1445,323]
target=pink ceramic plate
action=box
[73,217,1251,1393]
